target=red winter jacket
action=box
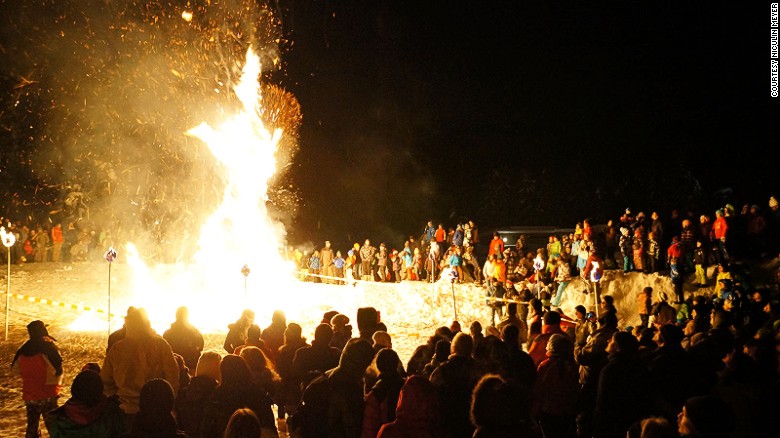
[12,338,63,401]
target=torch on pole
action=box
[241,264,251,305]
[104,247,117,340]
[2,226,17,341]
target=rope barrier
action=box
[9,293,115,317]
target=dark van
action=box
[475,225,575,260]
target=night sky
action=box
[1,1,778,254]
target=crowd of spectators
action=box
[12,254,780,438]
[8,196,780,438]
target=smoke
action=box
[0,0,300,261]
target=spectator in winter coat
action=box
[320,240,336,283]
[50,223,64,262]
[361,348,406,438]
[121,378,188,438]
[470,374,536,438]
[376,375,443,438]
[498,324,537,395]
[646,231,661,273]
[12,320,63,438]
[162,306,204,373]
[276,323,309,419]
[292,323,342,389]
[711,208,730,264]
[533,334,579,438]
[647,324,696,425]
[46,369,127,438]
[329,313,352,352]
[261,309,288,362]
[452,224,464,248]
[360,239,376,281]
[430,333,479,438]
[594,332,652,438]
[406,327,453,376]
[619,227,634,272]
[527,311,567,367]
[573,305,595,348]
[574,312,619,437]
[101,308,180,420]
[288,338,375,438]
[223,309,259,354]
[174,351,222,438]
[199,355,277,438]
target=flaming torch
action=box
[104,247,117,338]
[2,226,16,341]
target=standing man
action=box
[320,240,335,283]
[435,224,447,250]
[423,220,436,243]
[102,307,180,427]
[427,238,440,282]
[376,242,389,282]
[12,320,63,438]
[50,223,64,263]
[359,239,375,281]
[162,306,204,373]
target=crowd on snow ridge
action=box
[295,198,780,309]
[11,249,780,438]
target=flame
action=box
[70,48,301,334]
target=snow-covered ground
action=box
[0,260,707,436]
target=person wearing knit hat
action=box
[46,370,127,437]
[677,395,734,437]
[12,319,63,438]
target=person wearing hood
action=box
[101,308,180,425]
[12,320,64,438]
[47,369,127,437]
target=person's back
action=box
[102,309,180,415]
[162,306,204,372]
[293,324,341,386]
[174,351,221,437]
[13,320,63,438]
[361,349,406,438]
[594,332,652,438]
[262,310,288,361]
[199,355,276,438]
[288,338,375,438]
[120,378,187,438]
[376,376,443,438]
[47,370,127,438]
[429,333,479,438]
